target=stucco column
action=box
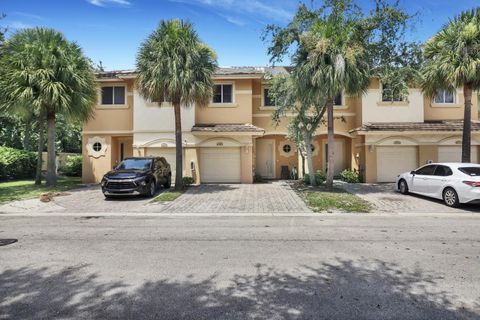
[184,148,200,185]
[241,143,253,183]
[364,144,377,183]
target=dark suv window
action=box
[459,167,480,176]
[117,159,152,170]
[434,165,453,176]
[415,165,437,176]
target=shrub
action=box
[0,146,37,181]
[340,169,361,183]
[303,170,326,185]
[60,155,82,177]
[182,176,194,187]
[253,172,263,183]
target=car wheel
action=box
[399,179,409,195]
[163,176,171,189]
[443,188,460,208]
[146,181,156,198]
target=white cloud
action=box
[223,15,246,26]
[170,0,292,22]
[87,0,131,7]
[9,21,32,30]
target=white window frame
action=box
[99,84,127,108]
[212,83,235,104]
[434,88,456,105]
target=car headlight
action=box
[101,178,107,187]
[135,176,147,186]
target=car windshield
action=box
[116,159,152,170]
[458,167,480,176]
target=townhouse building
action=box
[82,67,479,184]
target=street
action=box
[1,213,479,319]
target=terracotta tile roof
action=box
[96,69,137,78]
[95,66,292,79]
[351,120,480,133]
[192,123,265,133]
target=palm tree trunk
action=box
[35,110,45,185]
[462,83,472,163]
[304,133,316,186]
[173,101,184,191]
[23,115,33,151]
[326,98,335,189]
[46,106,57,187]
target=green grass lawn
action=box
[0,176,82,204]
[296,185,371,213]
[152,191,184,202]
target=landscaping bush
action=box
[60,155,82,177]
[303,170,326,185]
[182,176,194,187]
[0,146,37,181]
[340,169,361,183]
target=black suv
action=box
[101,157,171,198]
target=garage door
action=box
[200,147,241,183]
[376,146,417,182]
[438,146,478,163]
[145,148,177,182]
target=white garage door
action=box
[377,146,417,182]
[438,146,478,163]
[145,148,177,182]
[200,147,241,183]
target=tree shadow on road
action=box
[1,259,478,319]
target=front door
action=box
[256,139,275,178]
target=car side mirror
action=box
[410,171,416,175]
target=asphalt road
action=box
[0,214,479,319]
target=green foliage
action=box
[340,169,360,183]
[136,20,217,107]
[303,171,326,185]
[253,172,263,183]
[182,176,194,187]
[60,155,82,177]
[298,187,371,213]
[0,146,37,181]
[421,8,480,96]
[152,191,183,202]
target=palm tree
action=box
[0,28,97,186]
[421,8,480,163]
[136,20,217,191]
[300,11,370,188]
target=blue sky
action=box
[1,0,479,70]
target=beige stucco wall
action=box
[418,145,438,166]
[83,80,134,133]
[195,79,253,124]
[364,145,377,183]
[254,135,299,179]
[241,144,254,183]
[424,90,478,121]
[82,135,112,183]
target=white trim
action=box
[192,131,264,137]
[83,130,133,135]
[212,82,235,105]
[235,89,252,95]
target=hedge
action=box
[0,146,37,181]
[59,155,82,177]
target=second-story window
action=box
[434,88,455,104]
[101,86,125,105]
[334,93,342,106]
[264,88,276,107]
[382,84,404,102]
[213,84,233,103]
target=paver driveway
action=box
[0,181,311,214]
[339,182,480,213]
[160,181,311,213]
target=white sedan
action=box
[395,163,480,207]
